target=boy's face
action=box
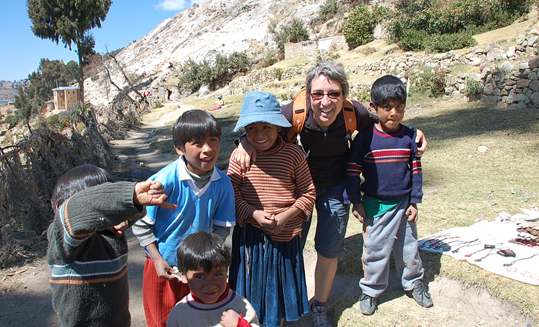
[309,74,344,129]
[245,122,282,152]
[180,265,228,304]
[371,99,405,132]
[175,136,220,175]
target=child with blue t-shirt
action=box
[132,110,236,327]
[346,75,433,316]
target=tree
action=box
[27,0,112,104]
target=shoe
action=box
[309,301,332,327]
[411,280,434,307]
[359,293,377,315]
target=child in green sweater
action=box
[47,164,176,327]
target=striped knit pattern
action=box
[228,139,316,242]
[346,124,423,204]
[47,182,143,327]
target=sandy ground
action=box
[0,103,535,327]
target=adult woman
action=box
[234,60,427,327]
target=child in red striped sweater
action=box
[227,91,316,327]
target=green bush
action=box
[271,19,310,56]
[399,29,428,51]
[343,6,375,49]
[390,0,530,48]
[275,68,284,81]
[343,5,391,50]
[178,52,250,94]
[466,79,484,97]
[410,67,447,98]
[320,0,338,22]
[425,32,477,53]
[155,102,164,108]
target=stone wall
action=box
[285,40,318,60]
[352,30,539,108]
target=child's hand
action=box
[107,220,129,236]
[153,257,179,281]
[134,181,177,210]
[267,211,295,236]
[220,309,241,327]
[252,210,275,231]
[406,203,418,223]
[416,129,427,156]
[233,139,258,172]
[352,203,366,223]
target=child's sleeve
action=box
[227,159,255,226]
[410,130,423,204]
[211,173,237,227]
[48,182,143,262]
[346,135,364,204]
[291,150,316,220]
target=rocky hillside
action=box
[0,80,28,102]
[85,0,326,106]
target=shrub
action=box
[275,68,284,81]
[466,79,484,97]
[155,102,164,108]
[320,0,338,22]
[271,19,310,56]
[343,6,375,49]
[343,5,391,50]
[399,29,428,51]
[410,67,447,98]
[178,52,250,94]
[390,0,530,48]
[425,32,477,53]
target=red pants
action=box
[142,257,190,327]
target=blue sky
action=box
[0,0,207,82]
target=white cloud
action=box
[156,0,208,11]
[156,0,188,11]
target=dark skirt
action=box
[229,223,308,327]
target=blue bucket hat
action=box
[234,91,291,132]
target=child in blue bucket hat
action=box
[227,91,316,327]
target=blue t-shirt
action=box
[142,157,236,265]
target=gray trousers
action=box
[359,196,424,297]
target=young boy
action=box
[132,109,236,327]
[167,232,259,327]
[47,164,175,327]
[346,75,433,316]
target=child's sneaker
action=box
[359,293,377,315]
[309,301,332,327]
[411,280,433,307]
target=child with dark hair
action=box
[47,164,175,327]
[132,109,236,327]
[227,92,316,327]
[346,75,433,316]
[167,232,259,327]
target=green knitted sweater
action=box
[47,182,143,327]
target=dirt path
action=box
[0,103,535,326]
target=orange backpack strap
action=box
[288,88,308,143]
[342,98,357,140]
[289,89,357,143]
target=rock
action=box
[529,80,539,92]
[484,83,494,95]
[501,61,514,73]
[517,79,530,88]
[506,46,517,58]
[478,146,488,153]
[517,102,527,109]
[531,92,539,106]
[529,57,539,69]
[528,35,539,46]
[519,62,530,70]
[469,57,483,66]
[516,34,527,45]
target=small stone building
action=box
[52,86,80,111]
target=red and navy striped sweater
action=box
[346,124,423,204]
